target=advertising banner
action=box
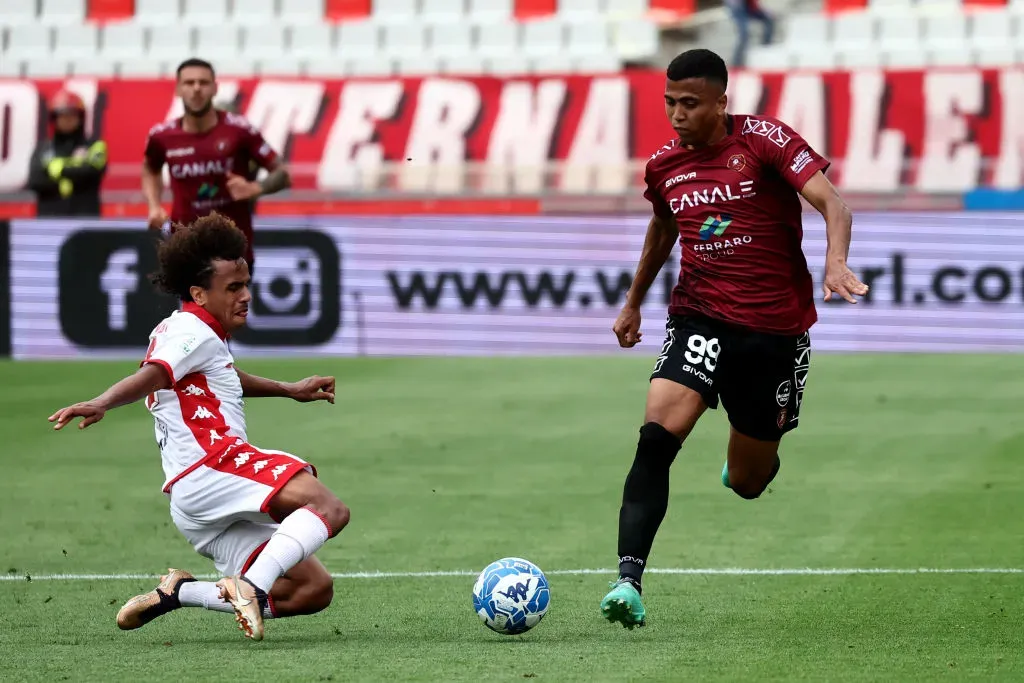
[2,66,1023,197]
[9,212,1024,359]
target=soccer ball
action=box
[472,557,550,635]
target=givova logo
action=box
[699,214,732,241]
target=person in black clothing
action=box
[27,90,108,217]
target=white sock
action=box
[243,507,331,594]
[178,580,276,618]
[178,581,234,613]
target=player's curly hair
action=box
[150,212,248,302]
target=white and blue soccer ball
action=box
[472,557,550,635]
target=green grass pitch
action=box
[1,355,1022,681]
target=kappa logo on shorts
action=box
[776,380,792,407]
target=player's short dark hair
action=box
[151,213,248,301]
[666,49,728,91]
[176,58,215,80]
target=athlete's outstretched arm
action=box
[613,213,677,348]
[235,368,335,403]
[49,363,171,430]
[800,171,869,304]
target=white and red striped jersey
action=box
[141,303,248,492]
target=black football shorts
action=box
[650,314,811,441]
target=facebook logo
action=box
[58,230,175,347]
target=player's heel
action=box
[600,579,646,629]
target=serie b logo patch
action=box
[727,154,746,172]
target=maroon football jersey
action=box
[643,113,829,335]
[143,110,279,263]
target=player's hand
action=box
[287,376,335,404]
[48,402,107,431]
[225,173,262,202]
[147,205,169,231]
[823,259,869,304]
[613,305,643,348]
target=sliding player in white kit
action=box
[49,213,350,641]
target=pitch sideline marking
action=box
[0,567,1022,582]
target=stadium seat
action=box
[345,56,396,76]
[118,57,168,77]
[441,54,486,74]
[72,57,118,77]
[134,0,182,26]
[746,44,791,70]
[212,58,257,76]
[230,0,278,26]
[280,0,327,25]
[970,9,1014,45]
[877,12,920,49]
[866,0,914,13]
[53,24,100,61]
[257,56,306,76]
[4,25,53,61]
[520,19,566,58]
[0,59,23,77]
[373,0,419,24]
[559,0,603,20]
[923,13,968,48]
[975,45,1019,65]
[468,0,514,23]
[242,25,288,59]
[429,23,475,57]
[566,21,611,58]
[182,0,229,26]
[303,57,349,76]
[885,46,928,68]
[575,52,623,72]
[288,24,335,59]
[396,55,444,75]
[476,22,520,59]
[838,47,882,67]
[785,13,830,43]
[194,26,241,61]
[831,12,875,50]
[612,18,659,60]
[148,26,194,61]
[792,49,838,69]
[0,0,39,28]
[100,22,147,60]
[382,23,428,56]
[420,0,468,24]
[40,0,86,25]
[26,58,71,77]
[337,21,382,59]
[530,53,577,73]
[606,0,649,19]
[484,53,531,74]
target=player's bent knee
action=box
[309,496,349,539]
[727,471,770,500]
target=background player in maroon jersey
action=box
[600,49,869,629]
[142,58,291,272]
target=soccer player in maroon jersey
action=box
[600,49,869,629]
[142,58,291,272]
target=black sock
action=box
[616,422,682,591]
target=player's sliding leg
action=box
[722,427,781,499]
[116,568,229,629]
[601,378,706,629]
[217,472,349,640]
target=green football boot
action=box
[600,578,646,629]
[722,460,731,489]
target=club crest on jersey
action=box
[216,139,229,153]
[727,154,746,172]
[777,408,788,429]
[699,214,732,240]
